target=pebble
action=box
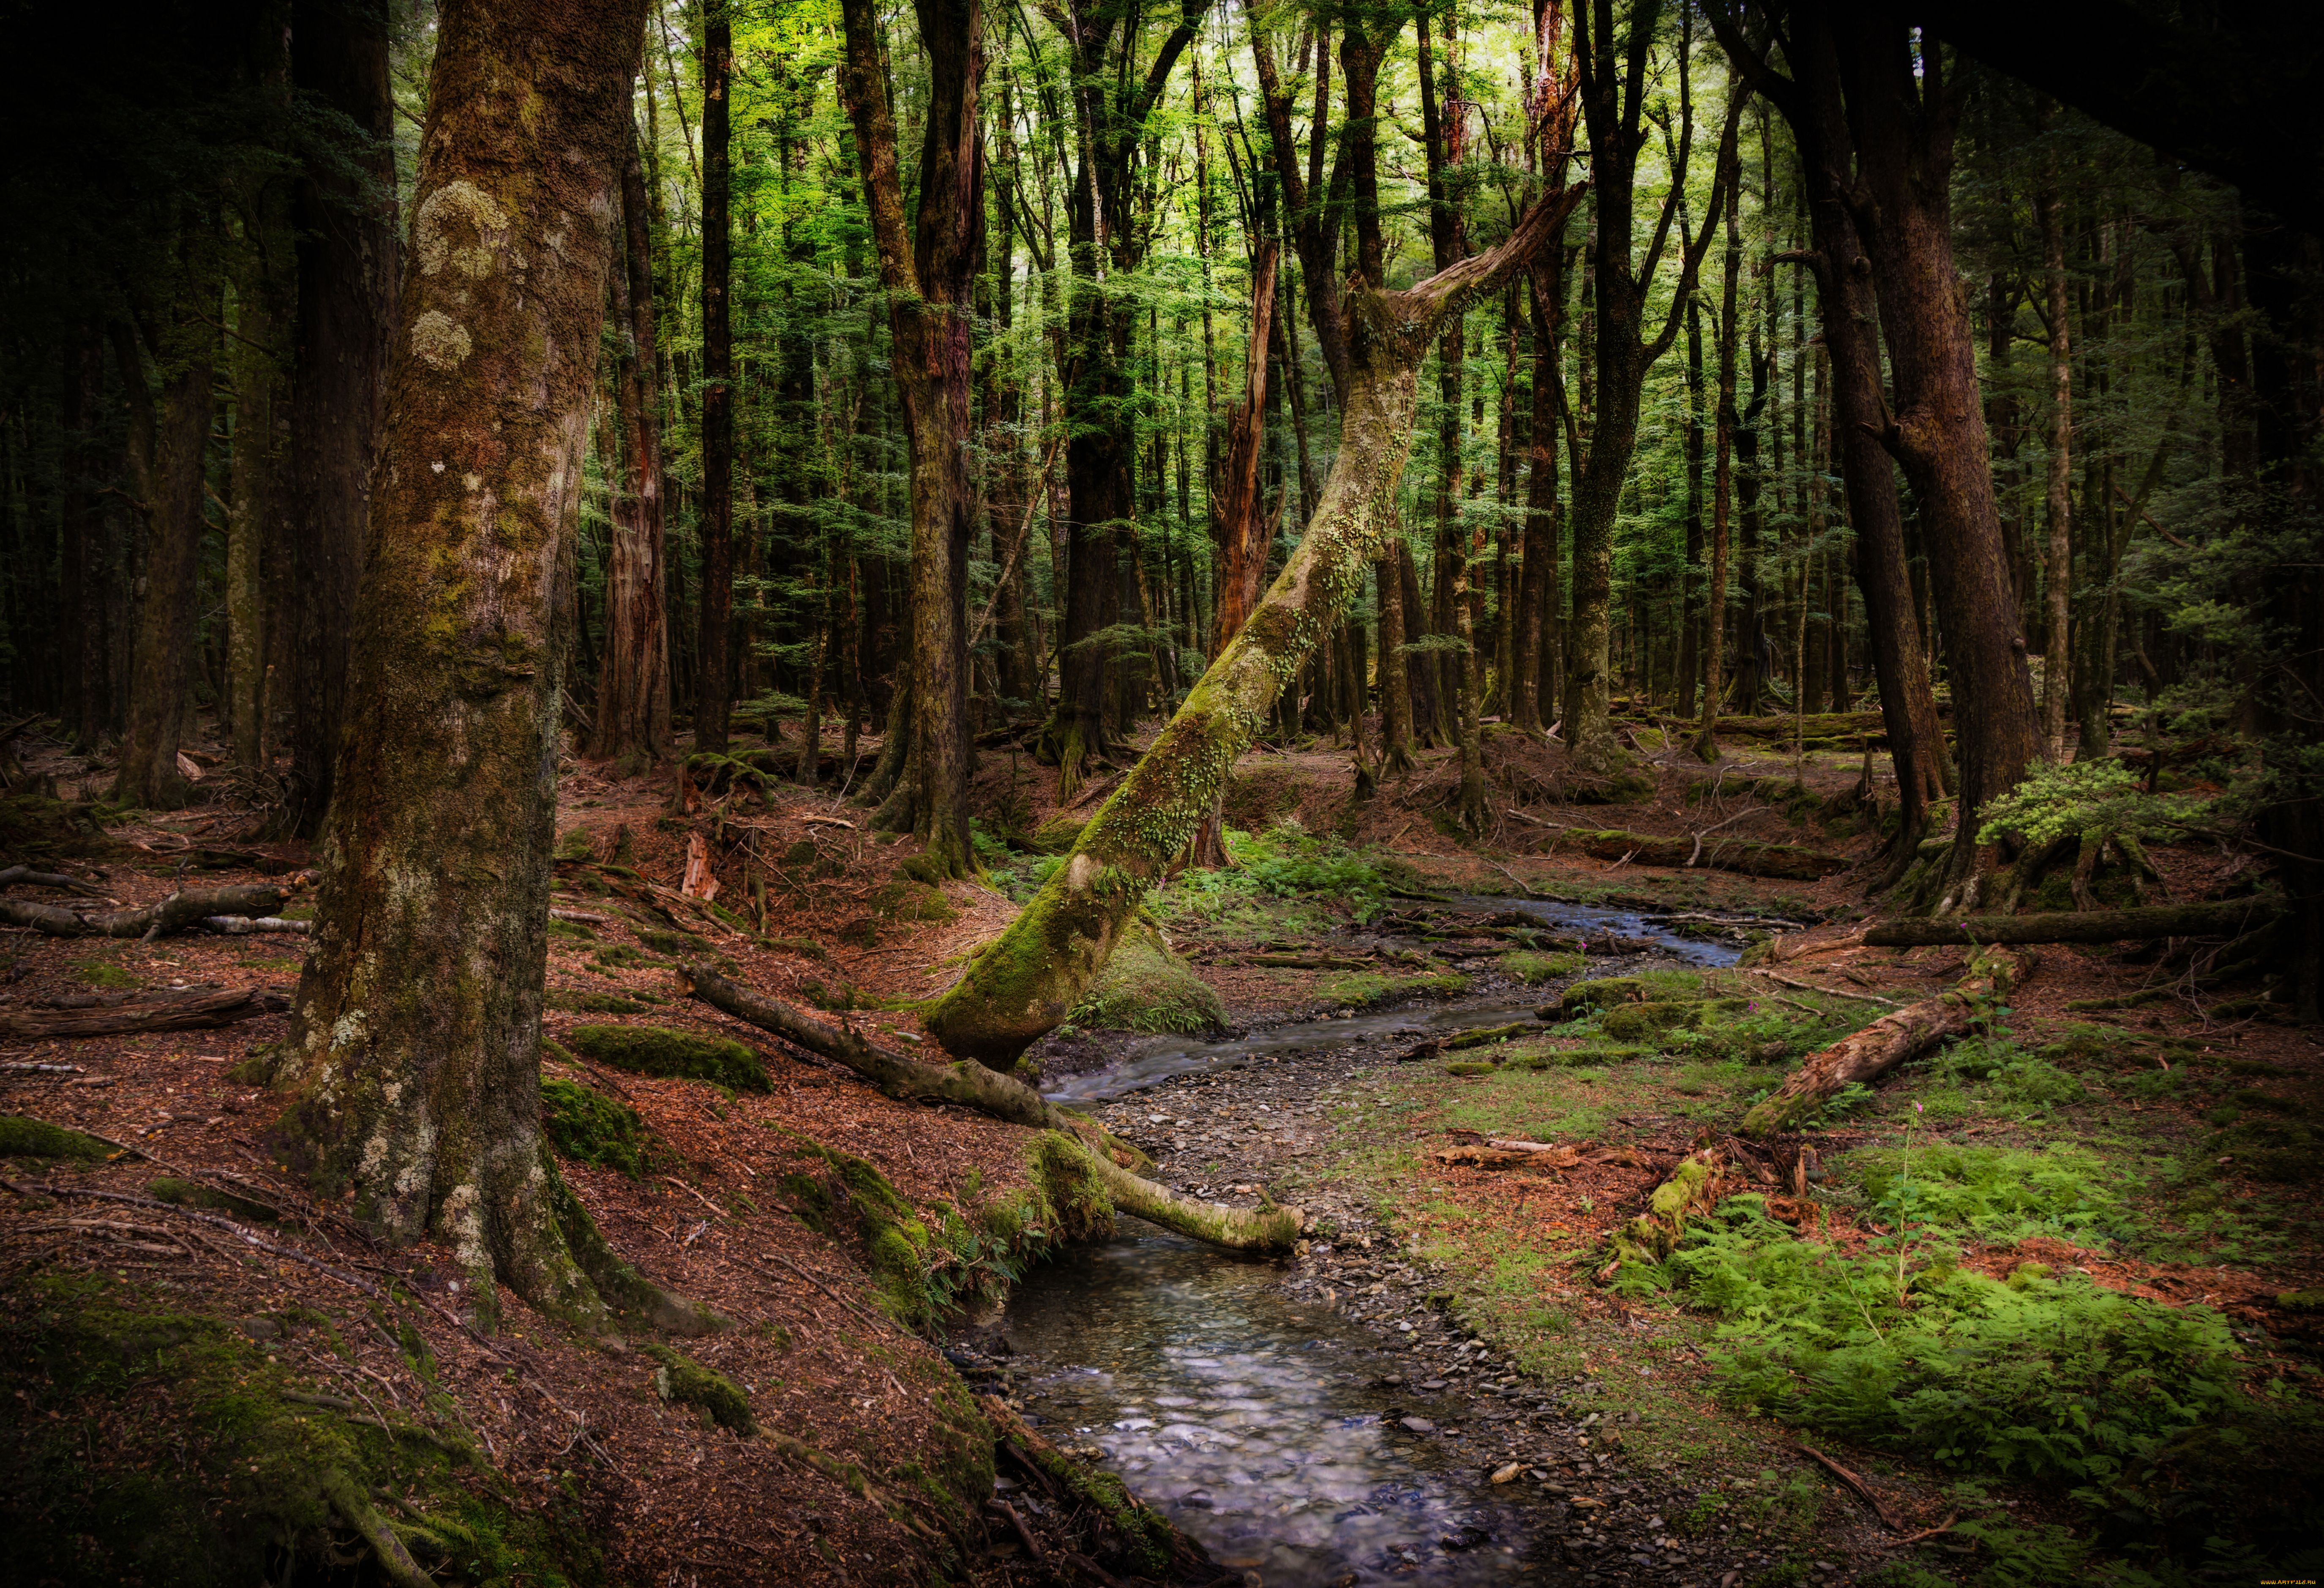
[1399,1416,1436,1433]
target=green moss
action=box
[1070,915,1225,1035]
[69,958,137,990]
[1446,1022,1534,1050]
[563,1025,769,1092]
[0,1272,601,1587]
[764,935,828,961]
[636,928,709,956]
[1601,998,1746,1041]
[1499,950,1583,984]
[1503,1045,1645,1071]
[641,1344,755,1435]
[1557,970,1705,1015]
[870,880,958,925]
[540,1079,656,1178]
[589,944,661,972]
[1028,814,1088,854]
[145,1177,275,1223]
[1445,1060,1499,1077]
[1319,970,1473,1008]
[546,918,597,940]
[0,1115,112,1160]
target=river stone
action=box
[1399,1416,1436,1433]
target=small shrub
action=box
[563,1025,769,1092]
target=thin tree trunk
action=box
[112,310,215,811]
[837,0,982,877]
[282,0,682,1329]
[282,0,396,836]
[590,124,674,768]
[694,0,735,757]
[1696,153,1741,762]
[2037,116,2073,759]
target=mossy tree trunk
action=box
[925,180,1588,1066]
[1694,147,1742,762]
[838,0,982,877]
[281,0,648,1324]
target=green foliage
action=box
[1669,1197,2249,1485]
[1157,823,1414,926]
[1975,759,2198,849]
[1850,1143,2128,1244]
[70,958,137,989]
[145,1177,275,1223]
[562,1025,770,1092]
[540,1079,657,1178]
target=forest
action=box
[0,0,2319,1584]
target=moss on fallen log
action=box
[1547,829,1848,879]
[1861,898,2282,947]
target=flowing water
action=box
[983,898,1771,1581]
[1044,897,1748,1105]
[997,1232,1552,1585]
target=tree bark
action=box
[280,0,658,1326]
[0,986,289,1041]
[1740,948,2026,1134]
[1514,256,1566,736]
[1695,149,1741,762]
[693,0,735,758]
[925,181,1589,1066]
[836,0,982,877]
[2036,113,2073,759]
[281,0,397,837]
[589,124,673,768]
[1834,15,2041,902]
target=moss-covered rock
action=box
[1070,916,1225,1036]
[641,1343,755,1435]
[146,1177,276,1223]
[0,1116,112,1161]
[546,990,657,1014]
[1555,970,1703,1016]
[541,1078,657,1178]
[563,1025,769,1092]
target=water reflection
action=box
[1000,1230,1543,1585]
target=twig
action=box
[1747,968,1901,1007]
[1796,1443,1907,1531]
[659,1175,725,1216]
[2,1178,386,1298]
[1882,1511,1959,1547]
[1490,862,1546,897]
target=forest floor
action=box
[1,716,2317,1587]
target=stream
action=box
[970,900,1769,1585]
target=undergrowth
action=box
[1155,821,1414,927]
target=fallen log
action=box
[1542,829,1848,880]
[1745,927,1870,965]
[202,916,310,935]
[681,965,1301,1253]
[0,985,289,1040]
[0,864,109,897]
[1861,899,2281,948]
[0,885,286,940]
[1739,948,2027,1137]
[1598,950,2027,1277]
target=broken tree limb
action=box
[1861,899,2282,948]
[0,985,289,1040]
[202,915,310,935]
[681,965,1302,1253]
[1551,829,1849,880]
[0,865,110,897]
[920,177,1590,1067]
[0,885,286,940]
[1744,927,1870,964]
[1740,948,2028,1137]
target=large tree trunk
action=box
[589,125,673,768]
[693,0,735,758]
[112,309,215,811]
[925,181,1588,1066]
[281,0,397,837]
[1836,15,2041,903]
[280,0,654,1326]
[838,0,982,877]
[1513,257,1564,737]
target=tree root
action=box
[682,966,1302,1253]
[319,1467,436,1588]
